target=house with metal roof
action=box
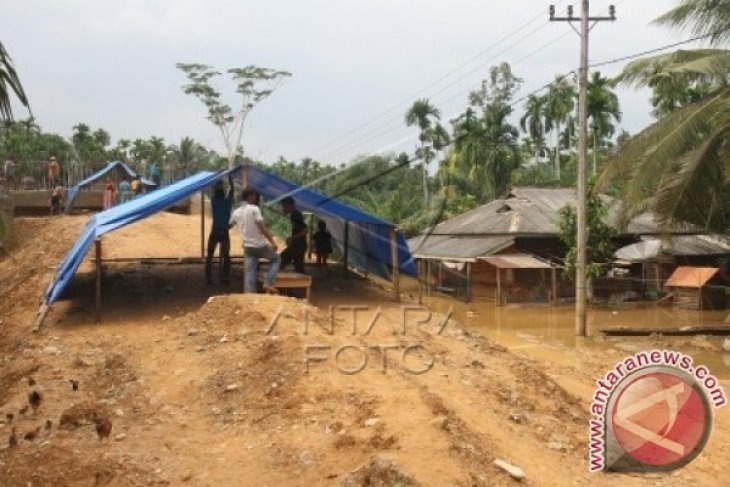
[408,188,726,305]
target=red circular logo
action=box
[611,370,711,468]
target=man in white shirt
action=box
[229,188,281,293]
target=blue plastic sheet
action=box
[64,161,157,213]
[45,166,415,305]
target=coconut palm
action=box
[0,41,29,122]
[405,98,440,202]
[587,72,621,175]
[544,76,577,180]
[601,0,730,232]
[520,94,548,164]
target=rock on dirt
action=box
[494,458,526,481]
[342,456,419,487]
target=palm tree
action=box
[405,98,440,202]
[452,104,521,202]
[431,123,451,196]
[520,94,548,164]
[587,72,621,175]
[0,41,29,122]
[601,0,730,232]
[544,76,577,180]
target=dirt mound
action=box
[59,401,110,430]
[0,444,163,487]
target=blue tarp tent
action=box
[247,165,416,281]
[43,165,416,307]
[64,161,157,213]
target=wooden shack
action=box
[665,267,728,310]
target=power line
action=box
[308,2,567,162]
[590,32,713,68]
[318,27,574,164]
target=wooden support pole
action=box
[417,259,423,305]
[242,163,249,189]
[390,228,400,302]
[95,239,102,322]
[342,221,349,278]
[466,262,473,303]
[307,212,314,260]
[200,190,205,259]
[551,267,558,307]
[496,267,502,307]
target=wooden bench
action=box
[260,272,312,302]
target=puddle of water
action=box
[420,293,730,379]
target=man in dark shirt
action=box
[205,176,234,284]
[280,196,307,274]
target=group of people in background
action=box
[207,178,333,295]
[101,174,144,210]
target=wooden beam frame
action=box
[200,190,205,259]
[390,228,400,302]
[95,238,102,322]
[342,221,349,278]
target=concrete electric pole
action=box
[549,2,616,336]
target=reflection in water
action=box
[420,292,730,379]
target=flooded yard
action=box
[419,291,730,378]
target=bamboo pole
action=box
[417,259,423,305]
[551,267,558,307]
[95,239,102,322]
[342,221,349,278]
[200,190,205,259]
[496,267,502,307]
[307,212,314,260]
[390,228,400,302]
[466,262,473,303]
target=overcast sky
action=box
[2,0,693,165]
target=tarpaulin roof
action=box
[615,235,730,262]
[247,165,416,279]
[65,161,157,213]
[45,165,416,305]
[665,267,720,288]
[481,254,555,269]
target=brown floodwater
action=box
[418,290,730,379]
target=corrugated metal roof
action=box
[615,235,730,262]
[665,267,720,288]
[422,187,697,238]
[408,234,514,261]
[481,254,555,269]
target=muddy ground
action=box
[0,213,728,486]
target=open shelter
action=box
[36,165,416,328]
[64,160,157,213]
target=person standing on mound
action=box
[229,188,280,294]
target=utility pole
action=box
[550,2,616,336]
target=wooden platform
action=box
[264,272,312,302]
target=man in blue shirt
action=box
[206,176,234,284]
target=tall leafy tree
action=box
[587,72,622,175]
[176,63,291,168]
[405,98,440,202]
[545,76,577,180]
[602,0,730,232]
